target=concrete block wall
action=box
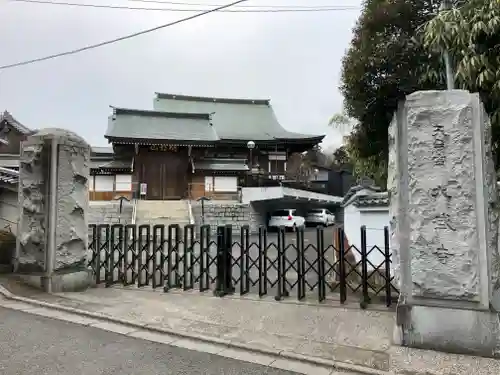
[88,202,134,225]
[191,202,265,235]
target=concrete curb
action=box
[0,285,389,375]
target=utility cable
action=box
[9,0,359,12]
[0,0,247,70]
[129,0,355,9]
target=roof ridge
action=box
[110,106,211,121]
[0,110,32,134]
[155,93,270,106]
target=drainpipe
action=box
[45,137,58,293]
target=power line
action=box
[0,0,248,70]
[9,0,359,12]
[128,0,353,9]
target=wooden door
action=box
[137,147,188,200]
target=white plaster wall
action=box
[360,209,390,268]
[0,189,19,233]
[343,204,390,269]
[343,203,361,254]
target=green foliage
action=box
[422,0,500,165]
[340,0,448,188]
[328,113,386,186]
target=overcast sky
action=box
[0,0,361,149]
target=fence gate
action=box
[88,224,399,308]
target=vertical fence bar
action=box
[224,225,234,294]
[296,226,305,300]
[106,226,115,287]
[275,227,284,301]
[152,225,165,289]
[214,226,226,297]
[244,226,250,294]
[300,227,307,300]
[164,225,174,292]
[123,225,137,286]
[137,225,150,287]
[104,225,113,287]
[95,225,107,285]
[172,225,181,288]
[199,225,207,291]
[384,226,392,307]
[338,227,347,304]
[88,224,97,273]
[258,227,265,297]
[263,227,268,296]
[280,227,289,297]
[360,225,370,308]
[204,226,212,291]
[184,224,195,290]
[316,226,326,302]
[109,224,124,286]
[239,227,246,296]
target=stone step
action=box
[135,200,191,227]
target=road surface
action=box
[0,306,302,375]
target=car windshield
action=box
[308,209,323,214]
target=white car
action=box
[305,208,335,227]
[268,209,305,231]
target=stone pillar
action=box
[388,90,500,357]
[16,128,92,292]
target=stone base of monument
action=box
[393,304,500,358]
[14,269,94,293]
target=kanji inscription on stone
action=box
[432,244,452,264]
[432,123,446,166]
[432,213,456,231]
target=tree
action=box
[422,0,500,165]
[329,112,387,187]
[332,146,351,167]
[340,0,449,187]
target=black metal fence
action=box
[87,224,399,308]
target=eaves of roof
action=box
[0,111,32,134]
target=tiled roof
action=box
[0,111,32,134]
[90,159,132,170]
[105,107,220,143]
[194,158,249,172]
[0,167,19,185]
[91,146,113,155]
[154,93,324,142]
[342,177,388,207]
[0,154,20,168]
[354,193,389,207]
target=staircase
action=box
[135,200,191,229]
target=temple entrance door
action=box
[141,147,188,200]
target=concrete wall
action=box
[191,202,266,235]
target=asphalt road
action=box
[0,307,301,375]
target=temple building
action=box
[94,93,324,201]
[0,93,325,202]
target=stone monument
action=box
[15,128,92,292]
[388,90,500,357]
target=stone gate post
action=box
[15,128,92,292]
[389,90,500,357]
